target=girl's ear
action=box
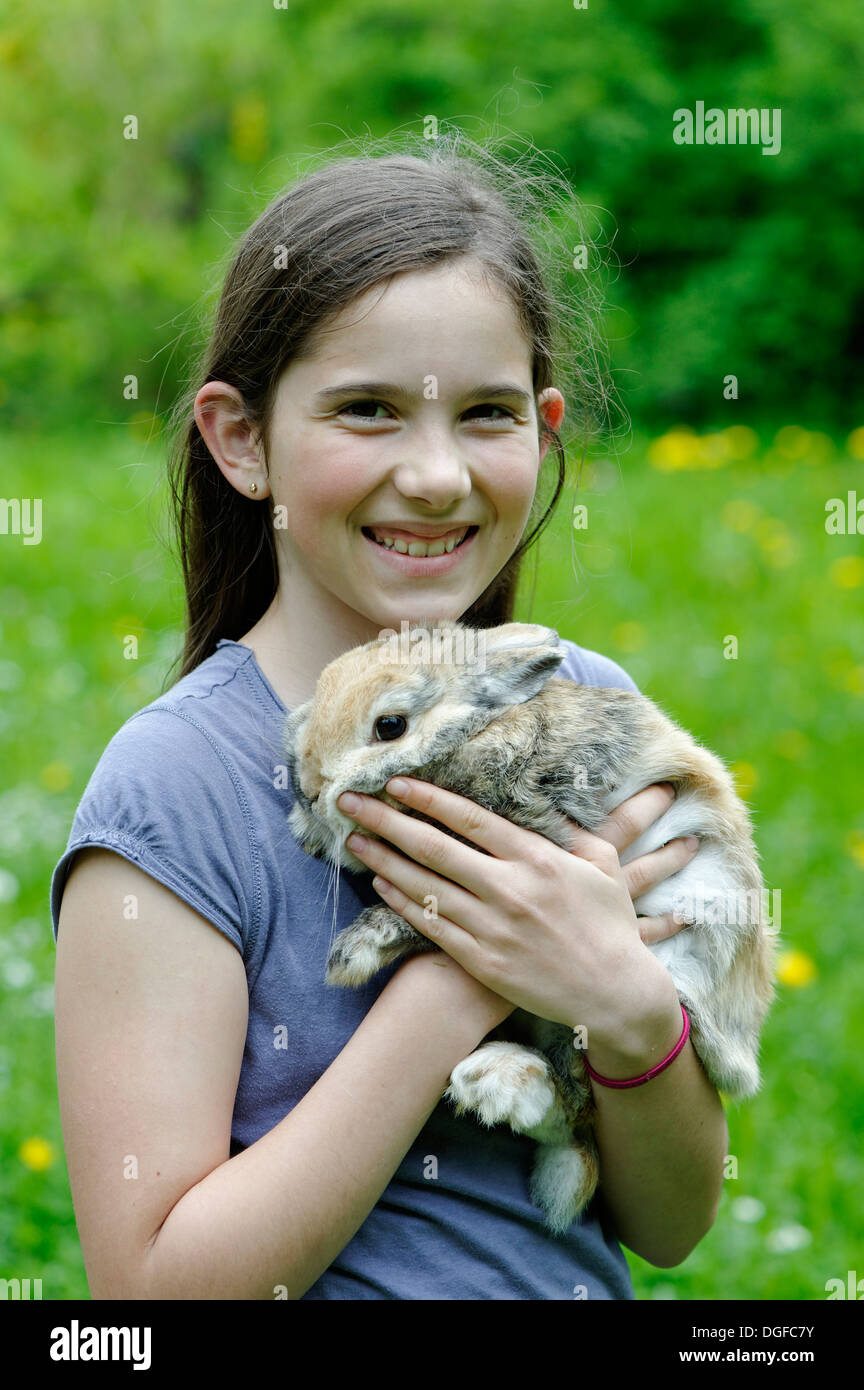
[537,389,565,461]
[467,623,563,709]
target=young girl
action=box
[51,133,727,1301]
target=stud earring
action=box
[249,482,258,494]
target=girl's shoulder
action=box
[555,637,639,693]
[49,640,291,960]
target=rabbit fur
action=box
[284,621,777,1234]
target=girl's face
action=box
[210,256,564,633]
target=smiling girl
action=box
[51,134,726,1301]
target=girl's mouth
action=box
[361,525,479,573]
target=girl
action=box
[52,132,727,1301]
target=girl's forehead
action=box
[313,258,516,334]
[285,263,530,379]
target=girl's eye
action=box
[339,400,392,420]
[337,400,517,422]
[463,404,515,421]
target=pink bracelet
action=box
[582,1004,690,1089]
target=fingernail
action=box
[658,782,676,796]
[346,832,367,850]
[683,836,700,851]
[386,778,410,797]
[339,792,362,812]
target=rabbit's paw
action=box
[445,1042,561,1135]
[325,905,426,985]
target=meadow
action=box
[1,417,861,1300]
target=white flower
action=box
[0,868,19,902]
[731,1196,766,1223]
[766,1224,812,1254]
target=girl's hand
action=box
[336,779,696,1044]
[588,782,698,944]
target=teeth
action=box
[369,527,469,557]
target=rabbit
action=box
[283,620,778,1234]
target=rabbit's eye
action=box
[374,714,408,742]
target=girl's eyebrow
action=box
[313,380,533,409]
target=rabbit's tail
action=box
[530,1138,600,1235]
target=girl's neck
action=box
[236,586,383,710]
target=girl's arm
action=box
[580,969,728,1268]
[55,848,513,1301]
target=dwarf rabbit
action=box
[284,621,777,1234]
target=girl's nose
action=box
[391,442,472,508]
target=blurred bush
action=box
[0,0,861,433]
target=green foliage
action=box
[0,0,862,433]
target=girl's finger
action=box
[338,780,531,899]
[369,874,482,969]
[383,777,534,860]
[564,823,626,878]
[636,913,691,945]
[621,836,700,901]
[345,830,483,936]
[592,782,677,854]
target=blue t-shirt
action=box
[50,636,640,1301]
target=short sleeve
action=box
[555,639,640,694]
[50,707,256,956]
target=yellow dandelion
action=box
[846,830,864,868]
[776,950,817,988]
[731,761,758,797]
[762,539,797,568]
[648,429,699,471]
[19,1137,55,1171]
[40,762,72,792]
[722,426,759,459]
[754,517,797,567]
[754,518,789,544]
[722,499,760,532]
[774,426,811,459]
[693,433,731,469]
[612,621,646,653]
[827,651,854,687]
[774,730,808,760]
[830,556,864,589]
[230,96,268,163]
[846,427,864,461]
[0,34,24,65]
[801,432,835,463]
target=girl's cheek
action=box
[281,447,379,528]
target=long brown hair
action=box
[162,126,617,688]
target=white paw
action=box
[325,912,408,985]
[445,1042,558,1133]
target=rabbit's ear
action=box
[468,623,563,709]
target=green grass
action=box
[1,419,861,1300]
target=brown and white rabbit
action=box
[284,621,777,1234]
